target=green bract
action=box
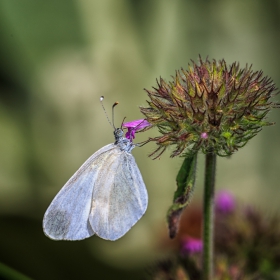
[140,57,279,157]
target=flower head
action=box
[215,190,235,214]
[181,236,203,255]
[122,119,150,141]
[140,57,279,158]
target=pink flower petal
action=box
[123,119,150,140]
[123,119,150,129]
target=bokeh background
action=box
[1,1,280,279]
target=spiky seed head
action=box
[140,57,279,158]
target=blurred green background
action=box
[0,1,280,279]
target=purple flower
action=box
[201,132,208,139]
[215,190,235,214]
[123,119,150,141]
[181,236,203,255]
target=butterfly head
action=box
[114,128,125,142]
[114,127,134,152]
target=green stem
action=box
[0,262,32,280]
[202,152,216,280]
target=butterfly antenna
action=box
[120,116,126,129]
[112,101,119,130]
[100,96,114,129]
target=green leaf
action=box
[167,153,197,238]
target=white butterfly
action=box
[43,127,148,241]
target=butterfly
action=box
[43,99,148,241]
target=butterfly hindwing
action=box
[89,147,148,241]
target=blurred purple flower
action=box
[181,236,203,255]
[201,132,208,139]
[123,119,150,141]
[215,190,235,214]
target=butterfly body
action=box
[43,128,148,241]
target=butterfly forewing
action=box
[43,144,116,240]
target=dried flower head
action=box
[140,56,279,158]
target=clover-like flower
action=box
[140,57,279,158]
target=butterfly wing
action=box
[89,147,148,241]
[43,144,115,240]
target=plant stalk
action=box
[0,261,32,280]
[202,152,216,280]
